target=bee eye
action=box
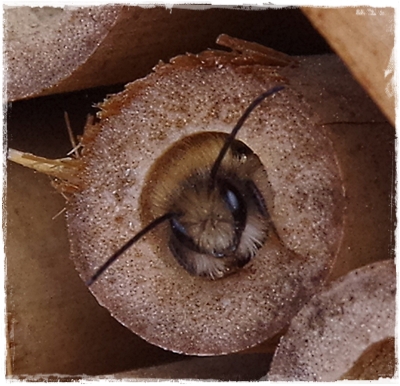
[219,180,247,233]
[170,216,202,254]
[170,216,187,237]
[224,187,240,212]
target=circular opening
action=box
[140,131,274,280]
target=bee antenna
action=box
[209,85,284,188]
[86,212,177,287]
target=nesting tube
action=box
[267,259,396,381]
[64,37,345,355]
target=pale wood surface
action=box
[5,7,329,102]
[302,7,395,126]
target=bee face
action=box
[140,132,273,279]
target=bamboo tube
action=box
[302,7,395,126]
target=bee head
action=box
[151,133,272,279]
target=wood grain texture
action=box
[302,7,395,126]
[5,6,330,102]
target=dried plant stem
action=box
[8,148,82,191]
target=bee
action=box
[86,86,284,286]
